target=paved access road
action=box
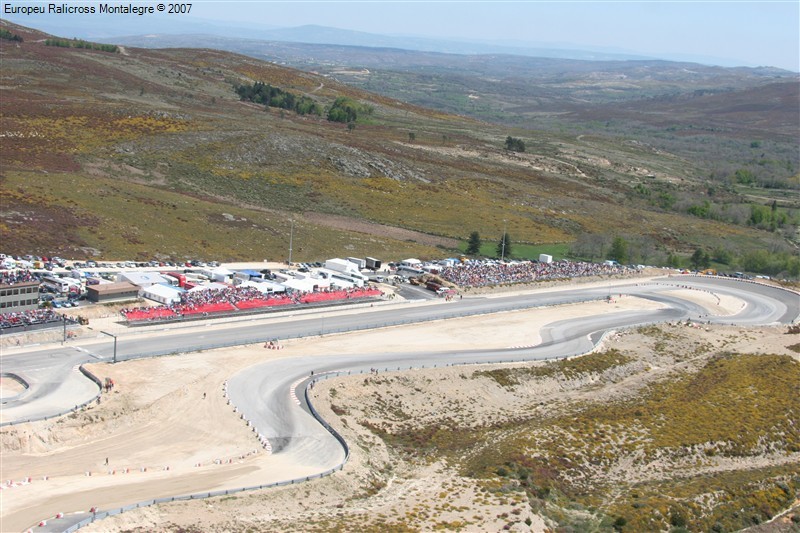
[2,276,797,532]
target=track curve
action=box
[3,276,798,532]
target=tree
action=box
[234,81,320,116]
[504,136,525,152]
[408,132,416,142]
[0,28,24,42]
[608,237,629,264]
[712,247,733,265]
[465,231,482,256]
[571,233,609,262]
[327,96,372,124]
[496,232,512,260]
[690,248,711,270]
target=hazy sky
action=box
[4,1,799,70]
[194,1,800,70]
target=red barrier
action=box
[235,297,294,310]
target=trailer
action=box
[162,272,187,288]
[365,257,382,271]
[324,258,367,287]
[345,257,367,270]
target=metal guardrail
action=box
[60,375,349,533]
[0,295,618,428]
[0,317,79,336]
[112,295,608,361]
[30,276,800,530]
[0,366,101,428]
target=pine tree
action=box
[496,232,512,260]
[466,231,482,256]
[609,237,629,264]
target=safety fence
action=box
[0,317,79,336]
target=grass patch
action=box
[0,171,442,261]
[358,351,799,531]
[476,349,633,389]
[457,241,571,261]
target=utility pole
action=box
[501,219,507,262]
[288,219,294,266]
[101,331,117,364]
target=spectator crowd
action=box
[438,259,629,288]
[0,270,38,286]
[0,308,63,330]
[121,285,382,322]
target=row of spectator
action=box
[0,270,39,286]
[121,285,381,322]
[438,260,630,288]
[0,308,63,329]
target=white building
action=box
[116,271,170,288]
[141,283,183,305]
[238,280,286,294]
[200,267,234,283]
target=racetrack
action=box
[1,275,797,531]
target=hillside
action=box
[1,21,797,274]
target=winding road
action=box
[1,275,797,532]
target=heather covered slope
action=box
[1,21,797,269]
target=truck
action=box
[538,254,553,264]
[426,281,455,296]
[163,272,187,287]
[425,280,444,292]
[365,257,382,271]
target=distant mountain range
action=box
[0,14,769,68]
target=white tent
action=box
[141,283,182,305]
[282,277,328,293]
[117,271,169,288]
[238,280,286,293]
[187,282,229,292]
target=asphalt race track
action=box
[2,276,798,531]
